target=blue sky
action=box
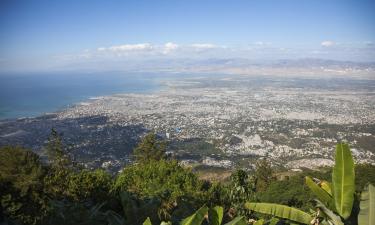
[1,0,374,71]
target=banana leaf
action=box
[223,216,247,225]
[332,143,355,219]
[314,199,344,225]
[305,176,334,210]
[180,206,209,225]
[358,184,375,225]
[143,217,152,225]
[245,202,313,224]
[268,218,279,225]
[320,181,332,196]
[209,206,223,225]
[253,219,264,225]
[160,222,172,225]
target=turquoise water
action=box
[0,72,164,119]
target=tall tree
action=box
[45,128,71,168]
[43,129,73,200]
[229,169,255,217]
[133,132,166,163]
[254,158,274,192]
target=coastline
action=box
[0,72,167,121]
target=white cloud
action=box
[321,41,335,47]
[54,41,374,68]
[190,43,217,49]
[97,43,153,52]
[254,41,272,46]
[162,42,179,54]
[95,42,220,56]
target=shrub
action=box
[0,146,49,224]
[113,159,209,222]
[65,169,113,202]
[133,132,166,163]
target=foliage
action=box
[143,217,153,225]
[358,184,375,225]
[314,199,344,225]
[222,216,247,225]
[256,174,314,211]
[43,168,71,201]
[245,202,313,225]
[143,205,247,225]
[117,191,160,225]
[355,164,375,192]
[246,143,360,225]
[228,169,254,217]
[305,176,334,210]
[45,128,72,168]
[114,159,206,200]
[3,135,375,225]
[65,169,113,202]
[254,159,274,192]
[43,201,124,225]
[209,206,224,225]
[205,182,230,209]
[0,146,49,225]
[180,205,208,225]
[43,129,76,200]
[113,159,209,222]
[133,132,166,163]
[332,143,355,219]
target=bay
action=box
[0,72,165,119]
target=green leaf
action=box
[268,218,279,225]
[332,143,355,219]
[245,202,313,224]
[143,217,152,225]
[320,181,333,196]
[161,222,172,225]
[209,206,224,225]
[305,176,334,210]
[253,219,264,225]
[223,216,247,225]
[314,199,344,225]
[180,206,209,225]
[358,184,375,225]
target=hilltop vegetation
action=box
[1,131,375,225]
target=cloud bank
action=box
[321,41,335,47]
[1,41,374,72]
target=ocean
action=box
[0,72,167,119]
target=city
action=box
[1,74,374,172]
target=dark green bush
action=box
[113,159,209,222]
[0,146,49,225]
[65,169,113,202]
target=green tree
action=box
[257,175,314,211]
[355,163,375,192]
[133,132,166,163]
[113,160,209,223]
[228,169,255,217]
[254,159,274,192]
[43,129,74,200]
[45,128,71,168]
[0,146,49,225]
[65,169,113,203]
